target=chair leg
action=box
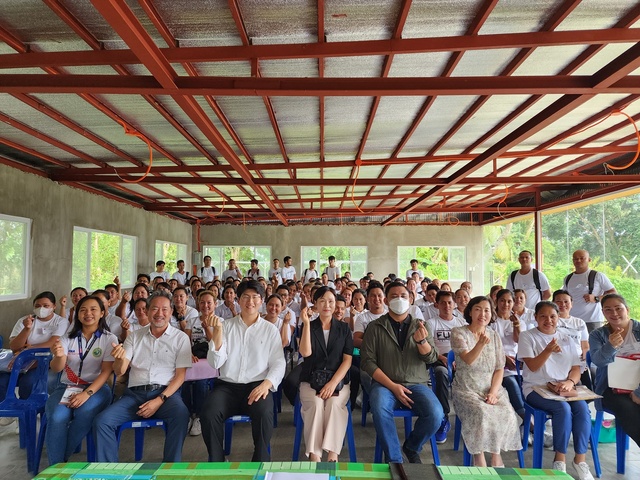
[292,402,303,461]
[616,423,627,474]
[531,412,546,469]
[590,425,602,478]
[517,448,525,468]
[429,435,440,466]
[346,404,357,463]
[33,412,46,475]
[453,416,462,451]
[361,390,369,427]
[224,420,233,456]
[134,427,145,462]
[462,442,471,466]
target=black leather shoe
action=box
[402,441,422,464]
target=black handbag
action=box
[310,368,344,394]
[191,341,209,359]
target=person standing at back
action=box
[563,249,616,333]
[324,256,341,282]
[506,250,551,310]
[281,256,297,282]
[201,255,218,284]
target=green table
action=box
[34,462,573,480]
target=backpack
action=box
[564,269,597,294]
[510,268,543,299]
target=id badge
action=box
[60,386,84,405]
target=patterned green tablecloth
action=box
[34,462,573,480]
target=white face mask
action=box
[388,297,410,315]
[33,307,53,319]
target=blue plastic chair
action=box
[117,419,168,461]
[586,352,628,475]
[373,408,440,464]
[291,396,356,461]
[223,415,271,456]
[0,348,52,473]
[516,358,600,475]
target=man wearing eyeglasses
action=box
[200,280,286,461]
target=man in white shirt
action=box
[221,259,243,282]
[281,255,297,281]
[426,290,467,444]
[268,258,283,286]
[94,292,192,462]
[324,255,341,281]
[302,259,319,283]
[150,260,170,282]
[200,255,218,283]
[172,259,190,285]
[564,249,616,332]
[405,259,424,280]
[415,284,439,320]
[247,259,261,280]
[200,280,286,462]
[506,250,551,310]
[353,281,388,349]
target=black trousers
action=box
[603,387,640,447]
[430,360,451,415]
[200,379,273,461]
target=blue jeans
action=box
[502,375,525,416]
[369,381,443,463]
[45,383,112,465]
[526,391,590,454]
[181,379,209,416]
[93,388,189,462]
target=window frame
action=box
[0,213,31,301]
[154,240,188,273]
[72,226,137,290]
[300,246,368,281]
[202,245,272,280]
[397,245,467,282]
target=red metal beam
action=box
[91,0,288,225]
[3,73,640,96]
[3,28,640,70]
[47,172,640,186]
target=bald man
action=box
[563,250,616,333]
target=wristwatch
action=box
[594,296,600,303]
[85,389,94,396]
[416,337,428,345]
[159,393,168,402]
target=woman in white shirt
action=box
[0,291,68,403]
[519,301,594,479]
[45,295,117,465]
[263,294,294,348]
[171,287,199,330]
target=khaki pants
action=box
[299,381,350,458]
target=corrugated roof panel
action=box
[478,0,559,35]
[412,161,459,178]
[361,96,431,158]
[513,45,591,76]
[259,58,318,77]
[403,0,479,38]
[452,48,522,77]
[324,56,385,78]
[191,61,252,76]
[556,0,639,31]
[571,43,638,75]
[242,0,317,44]
[324,96,374,158]
[325,0,401,41]
[387,52,452,78]
[267,96,320,157]
[401,95,481,154]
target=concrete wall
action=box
[0,164,192,340]
[197,223,484,285]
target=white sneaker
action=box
[552,461,566,472]
[520,425,533,446]
[0,417,16,426]
[189,417,201,436]
[572,461,594,480]
[187,416,194,433]
[543,430,553,448]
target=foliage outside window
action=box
[398,246,467,281]
[72,227,136,291]
[301,246,367,280]
[0,214,31,301]
[155,240,187,274]
[483,192,640,316]
[202,246,271,278]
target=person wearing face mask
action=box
[0,291,68,412]
[360,281,442,464]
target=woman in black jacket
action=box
[298,286,353,462]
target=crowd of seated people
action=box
[2,249,638,480]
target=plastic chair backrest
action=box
[0,335,3,349]
[2,348,52,403]
[447,349,455,382]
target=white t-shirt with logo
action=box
[324,266,341,281]
[11,314,69,344]
[281,266,297,281]
[518,328,580,398]
[354,309,388,334]
[426,315,467,354]
[60,331,117,384]
[268,268,283,285]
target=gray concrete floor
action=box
[1,402,638,480]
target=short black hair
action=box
[384,280,409,296]
[237,279,265,299]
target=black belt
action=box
[130,384,167,391]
